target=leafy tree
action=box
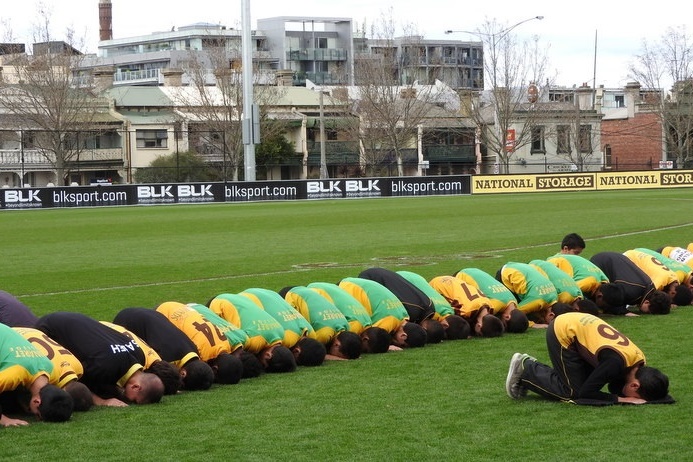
[134,151,215,184]
[255,131,295,179]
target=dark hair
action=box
[64,380,93,412]
[361,326,391,354]
[147,360,183,395]
[647,290,671,315]
[551,302,576,317]
[294,337,326,367]
[138,372,164,404]
[181,358,215,390]
[673,284,693,306]
[576,299,600,316]
[600,283,625,308]
[266,345,297,373]
[239,350,265,378]
[277,286,296,298]
[505,309,529,333]
[211,353,244,384]
[334,331,362,359]
[480,314,504,338]
[402,321,427,348]
[561,233,585,251]
[636,366,669,401]
[421,318,445,344]
[443,315,470,340]
[38,384,74,422]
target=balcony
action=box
[0,148,124,170]
[306,141,359,165]
[114,68,161,85]
[424,145,476,163]
[286,48,348,62]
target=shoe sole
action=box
[506,352,524,399]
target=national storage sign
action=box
[472,170,693,194]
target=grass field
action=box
[2,189,693,461]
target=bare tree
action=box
[351,11,439,176]
[0,6,106,185]
[175,37,286,181]
[460,18,551,174]
[630,25,693,168]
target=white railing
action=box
[0,148,124,167]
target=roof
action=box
[104,86,173,108]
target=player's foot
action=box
[506,352,527,399]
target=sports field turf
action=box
[1,189,692,461]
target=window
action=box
[136,129,168,148]
[557,125,570,153]
[604,144,612,168]
[531,126,545,153]
[615,95,625,107]
[579,125,592,153]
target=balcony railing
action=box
[0,148,124,169]
[286,48,348,62]
[424,145,476,163]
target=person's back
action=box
[156,302,232,362]
[13,327,84,389]
[113,307,202,369]
[239,288,316,348]
[546,253,609,298]
[590,252,658,314]
[498,262,558,318]
[208,293,284,354]
[660,246,693,269]
[307,282,374,334]
[623,249,679,292]
[529,259,583,305]
[338,277,410,334]
[0,290,39,327]
[358,267,435,324]
[282,286,349,345]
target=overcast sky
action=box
[1,0,684,88]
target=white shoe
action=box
[506,352,527,399]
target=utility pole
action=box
[241,0,257,181]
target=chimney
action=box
[93,65,115,93]
[99,0,113,41]
[275,69,294,86]
[162,68,184,87]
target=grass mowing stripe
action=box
[1,188,692,461]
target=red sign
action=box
[505,129,516,152]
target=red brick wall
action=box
[601,112,662,170]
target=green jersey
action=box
[208,294,284,354]
[455,267,518,313]
[307,282,373,334]
[240,288,316,348]
[284,286,349,345]
[0,323,53,393]
[396,271,454,320]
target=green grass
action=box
[1,189,693,461]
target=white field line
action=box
[18,222,693,299]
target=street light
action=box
[445,16,543,40]
[446,16,544,174]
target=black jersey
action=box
[358,267,435,324]
[113,308,201,368]
[35,312,145,390]
[590,252,655,308]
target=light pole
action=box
[446,16,544,174]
